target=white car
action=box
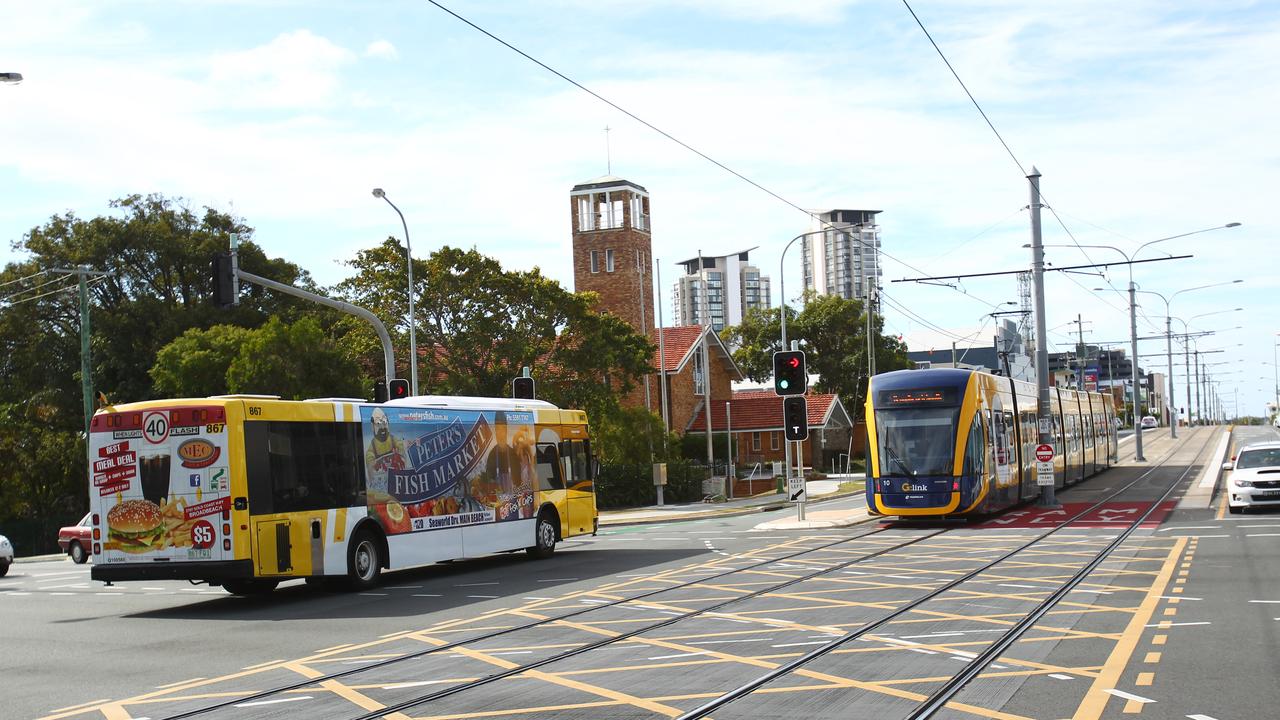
[0,533,13,577]
[1140,415,1158,429]
[1223,442,1280,514]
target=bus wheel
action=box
[527,510,557,559]
[222,579,279,595]
[347,531,382,590]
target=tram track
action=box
[676,426,1217,719]
[290,430,1208,720]
[153,431,1207,720]
[158,523,929,719]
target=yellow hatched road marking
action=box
[1143,652,1160,663]
[1135,672,1154,686]
[1070,537,1186,720]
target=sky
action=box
[2,0,1277,415]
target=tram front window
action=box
[876,408,959,477]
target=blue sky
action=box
[2,1,1277,413]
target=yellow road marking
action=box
[1143,652,1160,663]
[1135,672,1154,686]
[1152,634,1167,645]
[1123,698,1144,713]
[1070,537,1185,720]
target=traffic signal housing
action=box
[783,396,809,441]
[389,378,410,400]
[512,376,535,400]
[212,252,236,308]
[773,350,807,396]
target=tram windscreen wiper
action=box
[886,445,917,476]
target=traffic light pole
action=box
[232,267,397,386]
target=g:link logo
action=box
[900,483,929,492]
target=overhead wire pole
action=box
[1028,168,1058,507]
[50,266,112,443]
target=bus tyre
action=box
[347,531,382,590]
[222,579,279,595]
[527,511,557,559]
[69,541,88,564]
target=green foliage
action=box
[722,292,911,412]
[594,459,708,509]
[591,406,678,465]
[151,325,251,397]
[679,432,736,464]
[224,317,365,399]
[334,242,653,420]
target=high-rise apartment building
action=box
[801,209,882,304]
[671,249,772,332]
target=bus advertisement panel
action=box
[361,406,537,536]
[89,406,230,565]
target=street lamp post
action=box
[1120,281,1243,438]
[1045,221,1240,460]
[371,188,418,397]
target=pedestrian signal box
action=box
[512,376,535,400]
[773,350,807,396]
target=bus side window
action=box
[536,443,565,491]
[566,440,589,483]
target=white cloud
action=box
[207,30,355,109]
[364,40,398,60]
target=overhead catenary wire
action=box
[425,0,1013,327]
[0,268,50,290]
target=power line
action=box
[0,268,49,290]
[0,274,80,305]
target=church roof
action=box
[571,176,649,195]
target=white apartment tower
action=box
[801,209,882,304]
[671,248,772,332]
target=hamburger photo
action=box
[107,499,166,553]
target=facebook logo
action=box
[189,472,201,488]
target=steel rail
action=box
[677,429,1206,719]
[160,518,899,719]
[345,528,949,720]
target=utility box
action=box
[652,463,668,486]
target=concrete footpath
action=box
[599,476,872,530]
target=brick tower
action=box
[569,176,654,336]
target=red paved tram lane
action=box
[971,500,1177,528]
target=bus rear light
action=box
[92,513,99,526]
[953,481,960,491]
[222,510,229,521]
[93,543,100,554]
[223,539,231,551]
[222,523,231,535]
[92,528,100,540]
[240,524,247,531]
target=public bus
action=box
[88,394,597,594]
[866,368,1118,518]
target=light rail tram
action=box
[865,368,1118,518]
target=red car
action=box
[57,513,92,564]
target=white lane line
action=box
[537,578,579,582]
[648,652,707,660]
[412,594,442,598]
[998,584,1043,589]
[689,638,774,645]
[1187,715,1220,720]
[1240,524,1280,528]
[773,641,830,648]
[455,582,499,587]
[140,587,166,591]
[467,595,499,599]
[359,592,388,596]
[235,696,313,707]
[1105,689,1155,704]
[1049,673,1074,680]
[910,648,938,655]
[901,632,966,639]
[1145,621,1211,627]
[1159,596,1201,601]
[386,585,422,589]
[383,680,453,689]
[1178,534,1231,538]
[1247,600,1280,604]
[1069,589,1114,595]
[1157,526,1220,532]
[1246,533,1280,537]
[522,596,551,600]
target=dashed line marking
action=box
[1049,673,1074,680]
[1105,689,1154,703]
[234,696,312,708]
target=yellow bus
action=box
[88,394,597,594]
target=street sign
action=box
[1035,443,1055,463]
[788,476,806,503]
[1036,461,1055,485]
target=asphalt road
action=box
[5,430,1277,720]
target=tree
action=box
[150,325,252,398]
[224,317,365,400]
[722,292,910,413]
[333,243,653,421]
